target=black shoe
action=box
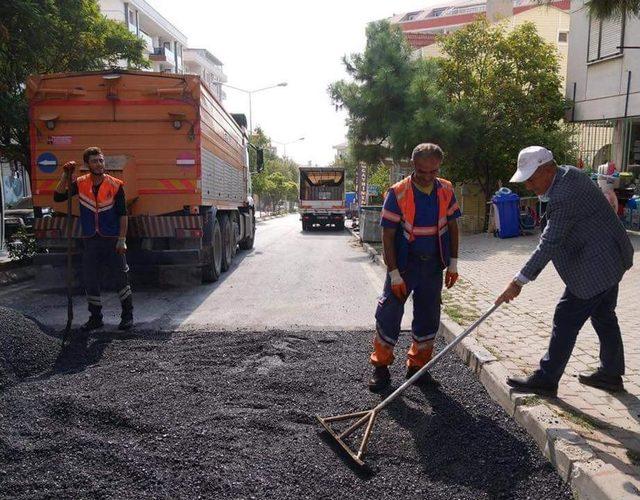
[406,366,439,387]
[118,316,134,331]
[368,366,391,392]
[578,369,624,392]
[507,373,558,397]
[81,316,104,332]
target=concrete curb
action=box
[256,212,288,222]
[353,235,640,499]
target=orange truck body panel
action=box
[28,70,248,217]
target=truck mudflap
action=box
[34,215,204,267]
[33,248,202,267]
[34,215,203,239]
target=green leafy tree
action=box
[367,163,391,205]
[567,0,637,19]
[436,19,574,211]
[249,127,300,211]
[0,0,148,171]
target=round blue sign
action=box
[37,152,58,173]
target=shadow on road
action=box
[385,384,549,497]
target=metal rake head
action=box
[317,409,378,466]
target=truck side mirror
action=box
[257,149,264,173]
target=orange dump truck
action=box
[28,70,259,282]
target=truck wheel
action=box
[220,214,233,272]
[231,221,238,258]
[336,219,345,231]
[301,221,307,231]
[202,218,222,282]
[239,212,255,250]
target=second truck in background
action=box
[298,166,345,231]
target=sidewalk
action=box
[443,232,640,498]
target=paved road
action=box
[0,214,395,332]
[1,215,573,498]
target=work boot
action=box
[507,372,558,397]
[81,315,104,332]
[579,369,624,392]
[406,366,439,387]
[119,296,133,331]
[368,366,391,392]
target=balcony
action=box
[128,22,137,35]
[150,46,175,67]
[138,30,154,53]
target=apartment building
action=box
[391,0,571,89]
[183,48,228,101]
[99,0,187,73]
[565,0,640,172]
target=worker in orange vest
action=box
[54,146,133,332]
[369,143,461,391]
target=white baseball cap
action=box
[510,146,554,182]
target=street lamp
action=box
[221,82,287,136]
[273,136,305,157]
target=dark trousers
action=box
[82,237,133,319]
[538,284,624,383]
[372,255,442,367]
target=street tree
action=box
[329,21,458,165]
[249,127,299,211]
[329,21,414,164]
[0,0,148,172]
[436,19,574,214]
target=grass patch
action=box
[443,303,478,326]
[485,345,502,360]
[518,395,542,407]
[626,449,640,466]
[558,410,609,431]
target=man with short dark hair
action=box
[54,146,133,331]
[496,146,634,395]
[368,142,462,391]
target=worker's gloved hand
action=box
[62,161,76,174]
[445,257,459,289]
[116,237,127,255]
[389,268,408,302]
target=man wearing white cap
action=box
[495,146,634,396]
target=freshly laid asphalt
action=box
[1,320,572,499]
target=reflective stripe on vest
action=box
[77,174,123,238]
[390,176,454,267]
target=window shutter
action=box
[600,15,624,58]
[588,16,601,62]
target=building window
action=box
[558,31,568,43]
[401,11,421,22]
[588,14,624,62]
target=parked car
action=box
[4,197,51,240]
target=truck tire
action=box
[301,221,307,231]
[336,220,345,231]
[231,221,238,258]
[202,218,222,283]
[239,212,255,250]
[220,214,233,272]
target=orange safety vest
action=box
[77,174,123,238]
[389,175,458,268]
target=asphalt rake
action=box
[317,304,499,466]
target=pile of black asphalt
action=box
[0,319,572,499]
[0,306,60,388]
